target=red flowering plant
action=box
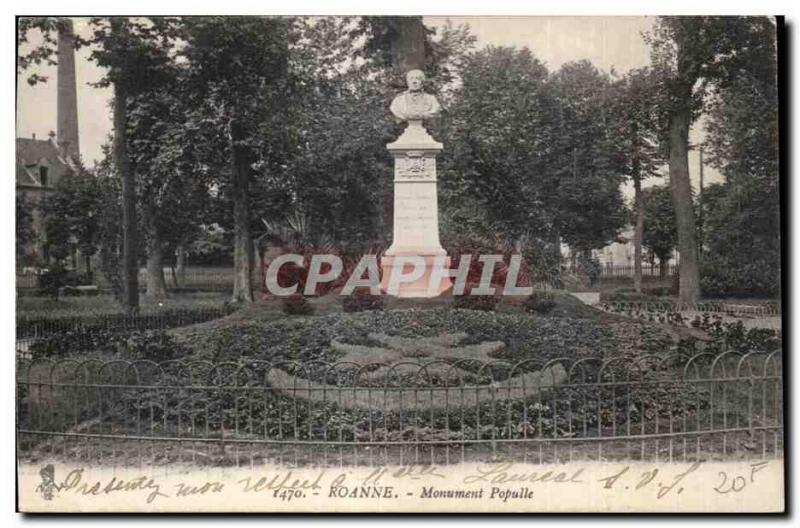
[443,234,533,295]
[258,218,386,298]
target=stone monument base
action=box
[380,253,452,298]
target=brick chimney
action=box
[57,18,80,162]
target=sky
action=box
[15,16,721,193]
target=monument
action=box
[380,70,452,297]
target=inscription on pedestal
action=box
[395,151,437,181]
[392,182,439,249]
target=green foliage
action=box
[700,256,779,298]
[524,291,556,315]
[92,162,127,302]
[126,71,211,259]
[353,17,475,93]
[689,315,781,355]
[608,67,663,183]
[699,19,779,298]
[575,254,602,286]
[452,292,499,312]
[182,308,628,365]
[441,48,627,268]
[642,185,678,265]
[16,193,37,267]
[342,292,385,313]
[271,18,475,249]
[281,294,314,316]
[16,17,64,84]
[646,17,779,302]
[646,17,776,128]
[549,61,628,252]
[36,262,69,300]
[28,329,192,361]
[40,170,106,267]
[442,46,557,243]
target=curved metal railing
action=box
[16,351,783,467]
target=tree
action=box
[647,16,775,302]
[356,16,427,72]
[443,46,558,247]
[701,18,779,297]
[40,170,104,273]
[180,17,292,303]
[609,68,663,292]
[244,16,476,261]
[17,16,181,312]
[642,185,678,277]
[16,193,37,269]
[126,64,213,298]
[101,17,180,309]
[549,61,628,258]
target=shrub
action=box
[342,291,385,313]
[282,294,314,316]
[524,291,556,314]
[28,329,191,361]
[452,290,499,312]
[577,255,601,286]
[600,290,659,302]
[121,331,193,361]
[642,286,672,297]
[36,263,69,299]
[700,257,779,298]
[670,270,680,295]
[441,233,534,291]
[688,315,781,355]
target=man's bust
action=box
[390,69,441,122]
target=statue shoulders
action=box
[390,90,440,121]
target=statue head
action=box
[406,69,425,92]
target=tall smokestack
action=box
[57,18,80,161]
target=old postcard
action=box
[15,15,784,513]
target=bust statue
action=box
[390,69,441,122]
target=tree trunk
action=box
[146,231,168,298]
[668,101,701,303]
[230,119,254,303]
[393,17,426,71]
[659,256,668,279]
[114,77,139,312]
[552,231,562,288]
[633,174,644,293]
[174,243,186,289]
[252,240,263,292]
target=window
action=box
[39,166,49,187]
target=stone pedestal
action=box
[380,120,451,297]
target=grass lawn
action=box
[16,291,230,319]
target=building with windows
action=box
[16,19,80,267]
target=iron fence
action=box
[16,274,37,289]
[15,306,236,360]
[600,301,781,318]
[596,264,677,278]
[16,352,782,469]
[136,267,236,291]
[17,267,237,292]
